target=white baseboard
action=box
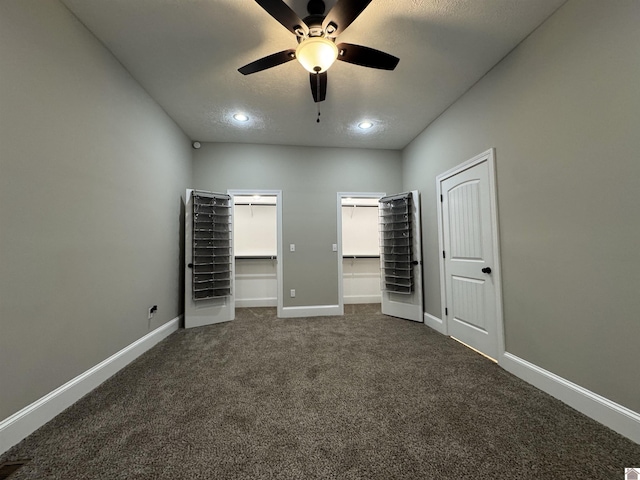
[424,312,446,334]
[280,304,342,318]
[235,297,278,308]
[344,295,381,305]
[0,316,181,455]
[501,352,640,444]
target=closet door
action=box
[185,189,235,328]
[379,191,423,322]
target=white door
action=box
[439,150,502,359]
[379,190,423,322]
[184,189,235,328]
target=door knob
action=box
[482,267,492,274]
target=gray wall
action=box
[193,143,402,307]
[402,0,640,412]
[3,0,637,430]
[0,0,192,420]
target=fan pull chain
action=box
[316,73,321,123]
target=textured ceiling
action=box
[61,0,565,149]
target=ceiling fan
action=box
[238,0,399,104]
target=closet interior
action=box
[233,195,278,307]
[341,197,382,304]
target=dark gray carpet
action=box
[2,305,639,479]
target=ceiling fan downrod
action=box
[307,0,325,16]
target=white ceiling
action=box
[61,0,565,150]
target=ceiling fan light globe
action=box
[295,37,338,73]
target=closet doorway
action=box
[337,193,385,310]
[229,190,283,316]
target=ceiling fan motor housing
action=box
[301,15,326,39]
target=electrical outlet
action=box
[148,305,158,320]
[332,243,337,252]
[290,243,295,252]
[290,289,296,298]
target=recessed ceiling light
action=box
[358,121,373,129]
[233,113,249,122]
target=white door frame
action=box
[337,192,385,314]
[228,189,284,317]
[435,148,505,360]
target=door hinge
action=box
[443,251,446,259]
[440,194,443,202]
[445,307,448,316]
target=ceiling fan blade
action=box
[310,71,327,103]
[336,43,399,70]
[238,49,297,75]
[255,0,309,36]
[322,0,373,37]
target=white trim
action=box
[235,298,278,308]
[486,150,506,361]
[435,179,448,335]
[280,304,342,318]
[0,316,181,455]
[501,352,640,444]
[337,192,385,316]
[435,148,505,358]
[344,295,381,304]
[227,189,283,318]
[423,312,446,334]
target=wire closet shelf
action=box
[191,192,232,301]
[379,193,414,294]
